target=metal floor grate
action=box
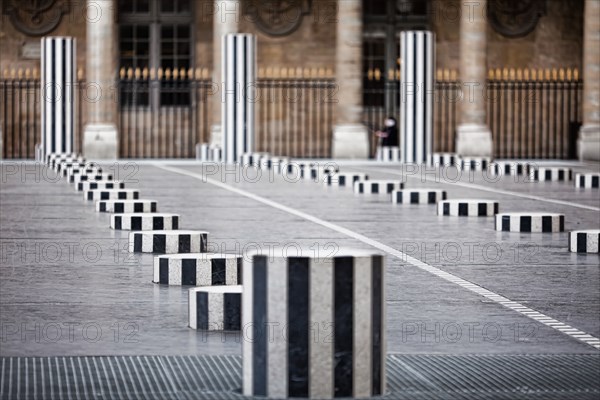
[0,354,598,400]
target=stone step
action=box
[569,230,600,253]
[392,189,447,204]
[128,230,208,254]
[438,199,499,216]
[110,213,179,231]
[153,253,242,286]
[189,285,242,331]
[495,212,565,232]
[84,188,139,201]
[96,199,158,213]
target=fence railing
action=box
[363,67,583,159]
[1,66,583,160]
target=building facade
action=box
[0,0,597,160]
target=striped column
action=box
[400,31,434,164]
[41,37,76,159]
[222,34,256,164]
[243,250,386,399]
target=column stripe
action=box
[334,257,354,397]
[287,257,310,397]
[252,255,268,396]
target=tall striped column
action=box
[243,250,386,399]
[41,37,76,159]
[222,34,256,164]
[400,31,434,164]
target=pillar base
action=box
[455,123,493,157]
[210,124,222,147]
[578,124,600,161]
[83,124,118,159]
[332,124,369,159]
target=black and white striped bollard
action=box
[243,249,386,399]
[495,212,565,232]
[430,153,459,167]
[96,199,157,213]
[568,230,600,253]
[129,230,208,254]
[77,180,124,192]
[85,189,139,201]
[110,213,179,231]
[154,253,242,286]
[354,180,404,194]
[460,157,492,171]
[189,286,242,331]
[437,199,499,216]
[392,189,446,204]
[575,173,600,188]
[323,173,368,187]
[529,167,573,182]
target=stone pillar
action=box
[210,0,240,146]
[83,0,118,159]
[578,0,600,161]
[332,0,369,159]
[455,0,493,157]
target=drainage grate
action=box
[0,354,598,399]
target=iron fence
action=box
[1,67,583,160]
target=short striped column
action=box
[354,180,404,194]
[110,213,179,231]
[569,230,600,253]
[490,161,531,176]
[197,143,209,161]
[430,152,459,167]
[460,157,492,171]
[392,189,446,204]
[96,199,157,213]
[154,253,242,286]
[189,286,242,331]
[77,180,124,192]
[400,31,434,164]
[323,173,368,187]
[529,167,573,181]
[302,165,339,181]
[41,37,76,160]
[129,230,208,254]
[242,249,386,399]
[222,34,256,164]
[495,212,565,232]
[575,173,600,188]
[438,199,498,216]
[47,153,82,168]
[379,147,400,162]
[72,172,113,185]
[85,188,139,201]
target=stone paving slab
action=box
[1,161,599,359]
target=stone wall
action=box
[433,0,584,71]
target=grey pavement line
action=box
[155,164,600,351]
[352,166,600,212]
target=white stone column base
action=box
[455,123,493,157]
[83,123,118,159]
[210,124,222,147]
[332,124,369,159]
[578,124,600,161]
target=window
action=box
[118,0,193,108]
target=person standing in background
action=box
[375,117,399,147]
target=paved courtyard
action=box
[0,160,599,399]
